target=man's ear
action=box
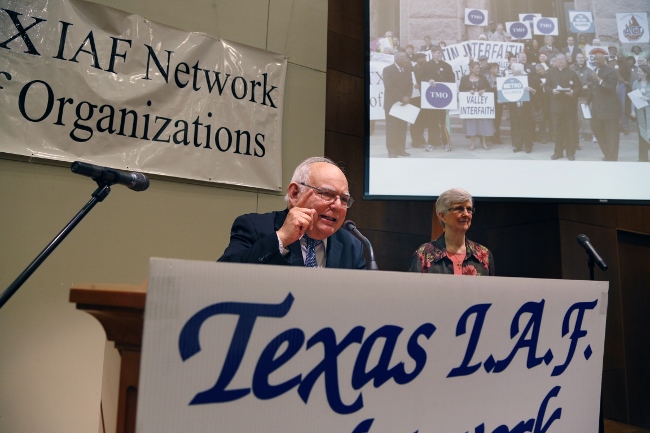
[287,183,300,207]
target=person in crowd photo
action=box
[562,36,582,64]
[577,34,588,52]
[534,63,552,144]
[489,23,505,41]
[409,188,494,276]
[484,21,497,40]
[422,46,455,151]
[376,31,395,54]
[421,35,435,52]
[509,52,539,153]
[540,35,561,60]
[459,61,494,150]
[546,54,581,160]
[630,65,650,162]
[538,52,549,68]
[382,52,414,158]
[219,157,365,269]
[571,52,594,144]
[410,53,432,149]
[616,56,633,135]
[589,53,621,161]
[486,62,503,144]
[525,38,540,65]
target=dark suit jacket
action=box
[545,67,581,114]
[422,59,455,83]
[218,209,366,269]
[562,46,582,63]
[589,65,619,120]
[382,63,414,113]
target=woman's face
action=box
[471,63,480,75]
[490,65,499,76]
[639,68,648,80]
[532,39,539,49]
[440,200,473,234]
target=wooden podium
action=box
[70,282,147,433]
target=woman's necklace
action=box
[447,250,465,269]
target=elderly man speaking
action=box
[218,157,366,269]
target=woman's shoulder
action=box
[466,238,490,253]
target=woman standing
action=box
[630,65,650,162]
[459,62,494,150]
[409,188,495,276]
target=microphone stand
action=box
[0,180,112,310]
[581,248,605,433]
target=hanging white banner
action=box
[0,0,287,191]
[138,258,608,433]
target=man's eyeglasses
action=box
[300,183,354,208]
[448,206,475,214]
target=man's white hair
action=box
[284,156,340,204]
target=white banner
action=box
[138,259,608,433]
[443,40,523,77]
[465,8,488,27]
[0,0,287,190]
[459,92,495,119]
[368,53,394,120]
[616,13,649,44]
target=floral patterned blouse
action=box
[408,234,495,276]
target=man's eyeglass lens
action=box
[300,183,353,208]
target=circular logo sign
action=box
[572,13,591,32]
[425,83,453,108]
[467,10,485,26]
[510,22,529,39]
[522,14,536,22]
[536,18,556,35]
[501,77,524,102]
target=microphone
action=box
[71,161,150,191]
[344,220,379,270]
[577,234,608,271]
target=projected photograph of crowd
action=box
[368,0,650,162]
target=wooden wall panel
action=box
[617,231,650,429]
[327,30,364,77]
[559,221,625,372]
[601,368,629,423]
[328,0,364,41]
[365,229,431,272]
[617,206,650,235]
[325,69,365,137]
[558,204,618,228]
[486,220,563,279]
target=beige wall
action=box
[0,0,327,432]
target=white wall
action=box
[0,0,328,432]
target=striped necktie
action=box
[304,236,322,268]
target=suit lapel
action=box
[326,235,343,268]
